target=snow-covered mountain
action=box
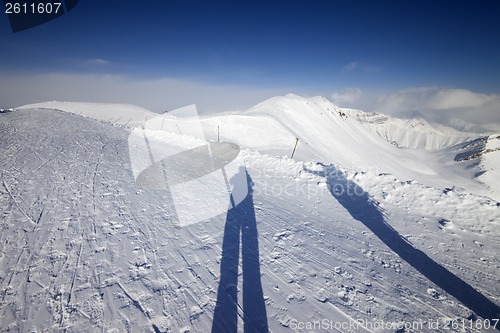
[2,96,499,332]
[345,108,479,150]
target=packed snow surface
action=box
[1,95,499,332]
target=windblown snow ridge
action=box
[17,95,499,199]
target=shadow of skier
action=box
[304,163,500,323]
[211,168,268,333]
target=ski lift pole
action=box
[291,137,299,158]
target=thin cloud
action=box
[87,58,111,65]
[0,72,289,113]
[363,65,383,73]
[342,61,383,74]
[375,87,497,113]
[343,61,358,72]
[331,87,362,105]
[427,88,493,110]
[373,87,500,127]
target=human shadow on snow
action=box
[211,169,268,333]
[305,163,500,323]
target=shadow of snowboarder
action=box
[212,168,268,333]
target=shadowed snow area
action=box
[211,170,268,333]
[304,164,500,322]
[2,100,499,332]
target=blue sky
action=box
[1,1,499,124]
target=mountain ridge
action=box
[17,94,499,200]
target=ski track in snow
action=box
[0,107,499,332]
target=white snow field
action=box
[0,95,498,332]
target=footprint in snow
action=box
[273,230,293,242]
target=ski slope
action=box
[2,97,499,332]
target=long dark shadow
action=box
[212,169,268,333]
[305,163,500,323]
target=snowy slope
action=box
[17,96,500,199]
[17,101,157,128]
[17,96,499,199]
[477,135,500,194]
[342,108,478,150]
[431,135,500,201]
[195,95,496,199]
[4,98,499,332]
